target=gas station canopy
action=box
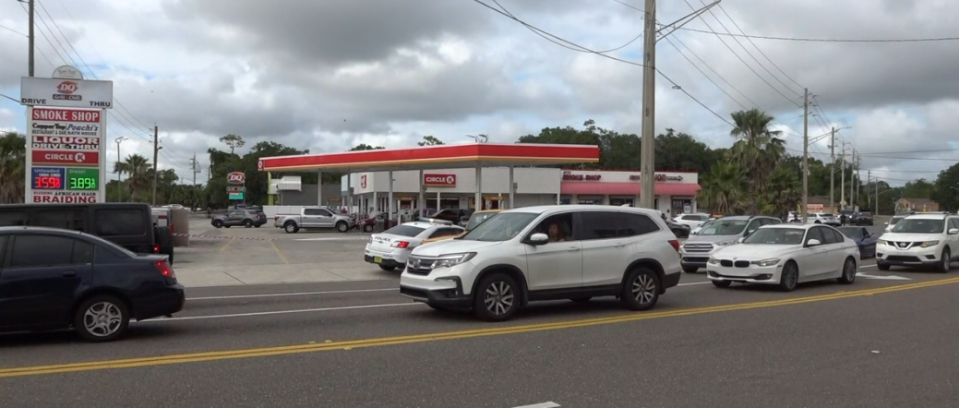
[257,143,600,172]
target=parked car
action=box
[364,221,463,271]
[400,205,682,321]
[0,203,172,262]
[837,226,878,259]
[706,224,859,291]
[672,213,710,229]
[356,211,399,232]
[680,215,782,273]
[851,212,874,226]
[884,215,906,232]
[807,212,840,226]
[212,209,267,228]
[428,209,473,225]
[274,206,354,233]
[876,213,959,272]
[421,209,504,244]
[0,226,184,341]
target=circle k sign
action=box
[424,174,456,187]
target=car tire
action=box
[363,224,373,232]
[712,280,731,288]
[570,296,592,302]
[213,220,223,228]
[682,266,698,274]
[378,265,395,272]
[838,257,857,284]
[254,225,261,228]
[224,225,231,228]
[154,226,175,264]
[779,261,799,292]
[73,295,130,342]
[336,221,349,233]
[472,273,519,322]
[621,267,660,311]
[284,222,299,233]
[877,262,891,271]
[938,248,951,273]
[244,220,253,228]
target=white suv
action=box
[877,213,959,272]
[399,205,682,321]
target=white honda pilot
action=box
[399,205,682,321]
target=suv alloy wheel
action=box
[473,273,519,322]
[621,267,659,311]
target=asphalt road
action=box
[3,248,959,408]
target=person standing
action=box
[840,213,847,226]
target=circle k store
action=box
[347,168,701,215]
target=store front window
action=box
[609,197,634,207]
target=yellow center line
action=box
[218,237,233,252]
[3,276,958,378]
[270,240,289,264]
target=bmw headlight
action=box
[920,241,940,248]
[751,258,780,267]
[431,253,477,269]
[707,257,720,265]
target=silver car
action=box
[364,221,464,271]
[680,215,782,273]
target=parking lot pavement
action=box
[2,263,958,407]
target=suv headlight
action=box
[751,258,780,267]
[431,253,477,269]
[715,241,734,247]
[707,257,720,265]
[920,241,940,248]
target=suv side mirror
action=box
[806,239,822,247]
[528,233,549,245]
[949,228,959,235]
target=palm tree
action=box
[0,132,26,204]
[727,109,785,192]
[115,154,151,201]
[697,162,745,215]
[765,166,802,220]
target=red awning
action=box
[561,182,700,196]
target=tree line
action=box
[2,113,958,214]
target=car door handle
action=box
[567,247,581,252]
[62,271,77,278]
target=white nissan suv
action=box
[876,213,959,272]
[399,205,682,321]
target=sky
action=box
[1,0,958,188]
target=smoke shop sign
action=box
[562,172,601,181]
[629,173,684,182]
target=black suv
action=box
[0,203,174,262]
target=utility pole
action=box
[867,170,871,211]
[840,142,846,210]
[152,125,160,205]
[27,0,35,76]
[638,0,657,209]
[850,150,857,210]
[855,155,861,210]
[875,176,880,216]
[115,136,127,202]
[802,88,809,224]
[190,153,198,187]
[829,127,836,212]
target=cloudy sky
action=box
[1,0,958,187]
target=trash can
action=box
[374,217,385,232]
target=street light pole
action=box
[27,0,35,77]
[115,136,127,202]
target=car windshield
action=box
[838,227,863,239]
[742,228,805,245]
[461,212,539,242]
[891,219,944,234]
[383,225,426,237]
[889,216,904,225]
[697,219,748,236]
[466,212,498,230]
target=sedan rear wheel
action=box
[74,295,129,342]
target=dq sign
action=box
[424,174,456,187]
[227,171,246,185]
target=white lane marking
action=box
[187,288,397,301]
[678,281,711,286]
[859,264,876,269]
[857,273,911,281]
[512,403,560,408]
[144,303,420,322]
[294,237,370,241]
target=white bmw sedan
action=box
[706,224,860,291]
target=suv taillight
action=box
[155,260,176,282]
[153,245,160,253]
[668,239,680,252]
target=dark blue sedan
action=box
[0,226,184,342]
[838,226,878,259]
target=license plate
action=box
[373,256,382,263]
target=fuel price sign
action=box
[66,168,99,191]
[32,167,65,190]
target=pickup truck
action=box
[274,206,354,233]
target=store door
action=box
[672,199,684,215]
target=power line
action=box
[861,148,959,155]
[662,36,747,110]
[680,0,801,108]
[714,3,804,91]
[665,32,761,109]
[673,26,959,43]
[0,23,27,37]
[858,155,959,162]
[474,0,735,128]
